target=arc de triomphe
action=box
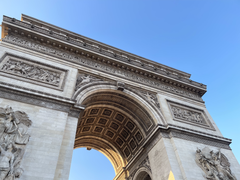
[0,14,239,180]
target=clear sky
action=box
[0,0,240,179]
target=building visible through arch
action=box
[0,14,239,180]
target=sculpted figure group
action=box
[196,147,237,180]
[0,106,32,180]
[171,106,204,124]
[75,74,102,91]
[1,60,61,85]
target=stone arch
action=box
[75,136,124,174]
[133,167,152,180]
[73,81,166,126]
[72,82,164,179]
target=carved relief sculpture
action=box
[75,73,102,91]
[138,91,160,108]
[0,106,32,180]
[3,35,202,101]
[171,105,204,124]
[196,147,237,180]
[0,58,62,86]
[168,101,215,129]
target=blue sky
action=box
[0,0,240,179]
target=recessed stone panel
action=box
[106,130,115,138]
[126,121,135,132]
[0,53,67,90]
[135,131,143,144]
[116,137,124,147]
[82,127,91,132]
[168,100,215,130]
[114,113,125,123]
[98,118,108,125]
[94,126,103,133]
[90,108,99,115]
[86,118,95,124]
[121,129,130,140]
[110,122,119,131]
[124,147,131,158]
[129,139,137,151]
[102,109,113,116]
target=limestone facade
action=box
[0,14,239,180]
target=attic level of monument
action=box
[1,15,206,100]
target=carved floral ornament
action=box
[196,147,237,180]
[3,35,204,101]
[0,106,32,180]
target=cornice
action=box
[1,34,204,101]
[20,14,190,78]
[1,15,207,97]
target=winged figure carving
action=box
[195,147,237,180]
[0,106,32,180]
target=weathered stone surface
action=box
[0,14,239,180]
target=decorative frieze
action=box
[0,53,67,90]
[4,15,193,81]
[0,106,32,180]
[195,147,237,180]
[3,35,203,101]
[168,101,214,129]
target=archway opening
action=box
[69,148,115,180]
[134,171,152,180]
[72,85,160,179]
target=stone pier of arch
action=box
[0,14,239,180]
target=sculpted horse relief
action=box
[0,106,32,180]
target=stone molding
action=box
[0,52,68,90]
[68,108,82,118]
[167,100,215,130]
[0,79,230,149]
[169,130,231,150]
[4,15,194,81]
[0,81,84,117]
[2,34,203,102]
[126,156,151,180]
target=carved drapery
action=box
[195,147,237,180]
[0,106,32,180]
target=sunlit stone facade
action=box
[0,14,239,180]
